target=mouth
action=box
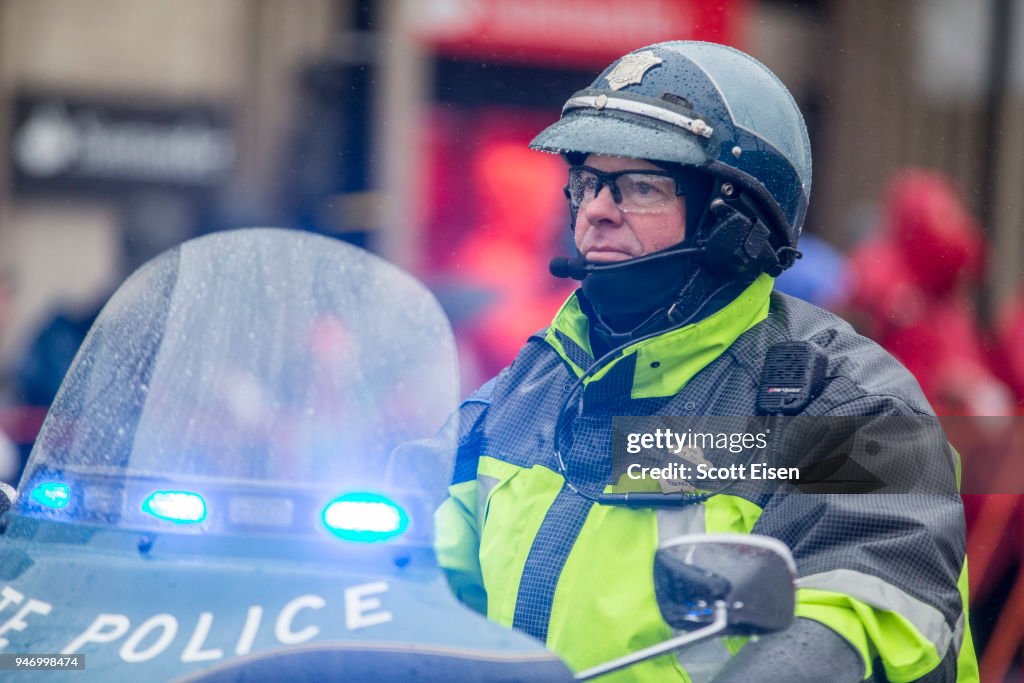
[584,248,635,263]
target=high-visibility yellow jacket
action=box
[436,275,978,682]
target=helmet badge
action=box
[605,50,663,91]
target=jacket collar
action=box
[543,274,774,399]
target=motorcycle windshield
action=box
[17,228,458,541]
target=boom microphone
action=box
[548,256,590,280]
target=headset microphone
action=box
[548,256,590,280]
[549,246,705,280]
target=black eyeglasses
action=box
[566,165,685,214]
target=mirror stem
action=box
[574,601,728,681]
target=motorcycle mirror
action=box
[575,534,797,681]
[654,534,796,635]
[0,481,16,516]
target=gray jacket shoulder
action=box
[727,292,933,416]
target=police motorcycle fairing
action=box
[0,228,799,682]
[0,228,573,682]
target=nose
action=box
[581,185,623,226]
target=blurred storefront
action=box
[3,0,1024,384]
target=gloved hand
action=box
[710,617,863,683]
[653,548,732,629]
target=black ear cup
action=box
[699,197,785,277]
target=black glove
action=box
[710,617,863,683]
[653,548,732,629]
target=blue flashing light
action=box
[142,490,207,524]
[29,482,70,509]
[322,492,409,543]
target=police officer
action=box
[434,41,977,682]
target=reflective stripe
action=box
[563,95,715,139]
[656,505,705,542]
[476,475,499,521]
[797,569,953,657]
[674,640,733,683]
[953,611,964,658]
[654,505,732,681]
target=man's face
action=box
[573,154,687,263]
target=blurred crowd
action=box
[829,169,1022,417]
[842,169,1022,418]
